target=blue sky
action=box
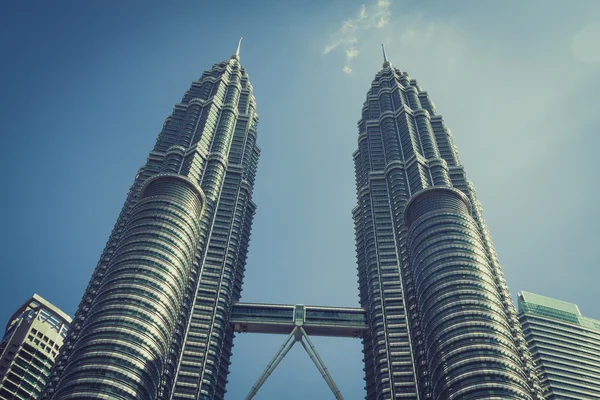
[1,1,599,398]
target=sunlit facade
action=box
[352,49,544,399]
[41,42,260,400]
[518,291,600,399]
[0,294,70,400]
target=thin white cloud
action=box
[346,47,359,60]
[359,4,367,19]
[376,0,390,28]
[324,0,391,74]
[571,22,600,63]
[376,16,389,28]
[324,41,342,55]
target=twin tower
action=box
[41,42,544,400]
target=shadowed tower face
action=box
[41,40,261,400]
[352,47,544,399]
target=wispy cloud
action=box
[376,0,391,26]
[324,0,391,74]
[346,47,359,60]
[571,22,600,63]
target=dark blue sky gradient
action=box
[1,1,599,399]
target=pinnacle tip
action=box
[381,43,391,68]
[233,37,243,60]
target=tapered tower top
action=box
[382,44,391,68]
[231,37,243,60]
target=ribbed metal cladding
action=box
[167,56,259,400]
[353,58,543,399]
[405,187,533,399]
[41,48,260,400]
[50,175,204,400]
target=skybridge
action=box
[229,302,367,400]
[230,302,367,338]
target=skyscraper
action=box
[518,291,600,399]
[0,294,71,400]
[40,40,550,400]
[352,47,543,399]
[42,40,260,400]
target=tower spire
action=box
[232,37,243,60]
[382,44,391,68]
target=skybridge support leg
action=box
[244,325,344,400]
[299,327,344,400]
[245,327,298,400]
[299,339,343,399]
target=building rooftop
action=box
[518,291,600,331]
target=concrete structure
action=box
[518,292,600,399]
[0,294,71,400]
[351,46,543,399]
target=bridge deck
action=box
[230,302,367,338]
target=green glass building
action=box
[518,292,600,399]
